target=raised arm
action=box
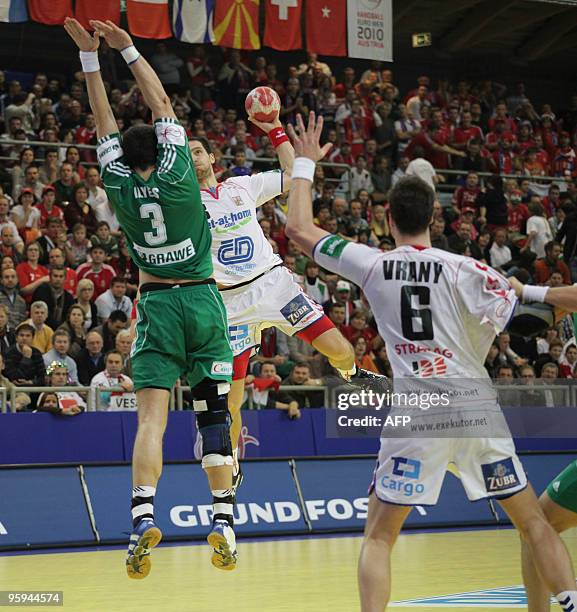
[284,112,333,255]
[249,116,295,191]
[64,18,118,139]
[91,20,176,121]
[510,277,577,311]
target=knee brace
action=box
[192,379,233,470]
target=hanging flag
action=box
[0,0,27,22]
[264,0,301,51]
[173,0,215,43]
[347,0,392,62]
[28,0,72,25]
[213,0,260,50]
[75,0,121,30]
[127,0,172,39]
[306,0,346,57]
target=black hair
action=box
[122,125,158,171]
[388,176,435,236]
[108,310,128,324]
[190,137,212,155]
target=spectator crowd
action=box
[1,44,577,414]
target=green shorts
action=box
[131,282,232,392]
[546,460,577,514]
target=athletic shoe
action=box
[355,368,391,394]
[126,518,162,580]
[207,520,237,571]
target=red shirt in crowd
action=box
[490,149,516,174]
[75,263,116,299]
[454,125,483,146]
[452,186,481,210]
[552,147,577,177]
[16,262,48,304]
[508,203,530,234]
[36,202,64,228]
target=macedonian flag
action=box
[213,0,260,50]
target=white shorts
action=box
[220,265,329,358]
[372,436,527,505]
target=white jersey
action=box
[202,172,284,285]
[90,371,136,411]
[313,237,518,380]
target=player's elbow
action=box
[285,221,304,243]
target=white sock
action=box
[556,591,577,611]
[131,485,156,526]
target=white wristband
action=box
[79,51,100,73]
[292,157,316,182]
[522,285,549,303]
[121,45,141,65]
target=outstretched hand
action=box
[287,112,332,163]
[64,17,100,52]
[90,20,133,50]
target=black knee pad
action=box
[192,379,233,469]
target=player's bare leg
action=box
[311,328,356,374]
[521,492,577,612]
[500,486,577,609]
[358,493,412,612]
[127,388,170,579]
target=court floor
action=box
[0,527,576,611]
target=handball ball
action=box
[245,86,281,122]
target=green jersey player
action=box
[64,18,237,578]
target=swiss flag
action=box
[264,0,302,51]
[75,0,120,30]
[28,0,72,25]
[306,0,346,57]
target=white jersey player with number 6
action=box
[284,111,577,612]
[189,113,374,493]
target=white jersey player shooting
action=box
[284,111,577,612]
[190,112,385,489]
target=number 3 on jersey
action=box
[140,203,167,246]
[401,286,434,341]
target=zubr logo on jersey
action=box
[229,324,252,354]
[208,210,252,234]
[481,458,519,493]
[218,236,254,265]
[381,456,425,498]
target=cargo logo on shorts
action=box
[319,235,348,259]
[281,294,314,326]
[481,458,519,492]
[381,457,424,497]
[229,324,252,353]
[211,361,233,375]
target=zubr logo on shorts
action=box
[481,458,519,492]
[218,236,254,265]
[281,294,315,326]
[380,457,425,497]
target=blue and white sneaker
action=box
[207,520,237,571]
[126,518,162,580]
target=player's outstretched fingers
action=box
[308,110,316,136]
[296,113,306,137]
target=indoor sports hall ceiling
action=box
[394,0,577,64]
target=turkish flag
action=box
[75,0,120,30]
[264,0,302,51]
[306,0,346,56]
[214,0,261,50]
[127,0,172,39]
[28,0,72,25]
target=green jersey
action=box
[97,117,212,280]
